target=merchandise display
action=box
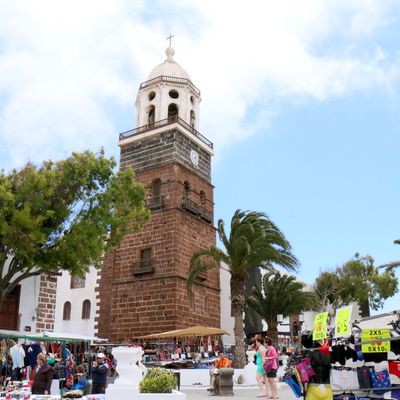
[284,313,400,400]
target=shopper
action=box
[31,353,54,395]
[92,352,109,394]
[264,337,279,399]
[252,336,269,398]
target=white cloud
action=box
[0,0,399,170]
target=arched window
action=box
[190,110,196,128]
[82,300,91,320]
[152,179,161,198]
[204,296,208,312]
[148,105,155,124]
[183,181,190,197]
[63,301,71,321]
[168,103,178,120]
[200,190,206,204]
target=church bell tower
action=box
[96,46,220,341]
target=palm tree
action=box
[247,270,318,344]
[187,209,298,368]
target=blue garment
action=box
[284,376,302,398]
[23,344,42,367]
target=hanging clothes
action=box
[9,344,25,369]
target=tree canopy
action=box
[247,270,318,343]
[314,254,398,313]
[0,150,150,303]
[188,209,298,367]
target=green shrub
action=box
[139,367,177,393]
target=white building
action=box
[53,267,98,337]
[0,253,98,338]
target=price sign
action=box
[361,329,391,353]
[334,305,352,337]
[313,312,329,341]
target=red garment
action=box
[389,361,400,384]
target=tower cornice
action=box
[119,116,214,156]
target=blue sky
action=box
[1,1,400,313]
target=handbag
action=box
[370,369,391,394]
[263,359,274,373]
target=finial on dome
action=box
[165,34,175,61]
[165,46,175,61]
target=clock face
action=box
[190,150,199,166]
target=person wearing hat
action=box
[92,352,108,394]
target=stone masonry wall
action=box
[120,129,212,182]
[36,275,57,332]
[96,159,219,342]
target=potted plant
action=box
[138,368,185,400]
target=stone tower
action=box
[96,46,220,342]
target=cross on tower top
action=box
[166,34,175,47]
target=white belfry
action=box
[135,46,201,130]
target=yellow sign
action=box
[313,312,329,340]
[334,306,352,337]
[361,329,391,353]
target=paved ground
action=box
[181,383,297,400]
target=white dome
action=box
[147,47,191,81]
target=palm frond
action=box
[187,246,226,290]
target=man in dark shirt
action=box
[92,353,108,394]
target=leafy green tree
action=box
[0,150,150,304]
[246,270,318,344]
[314,254,398,314]
[188,210,298,368]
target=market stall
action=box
[0,331,107,399]
[137,326,230,387]
[283,309,400,400]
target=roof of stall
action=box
[0,330,108,342]
[138,325,229,339]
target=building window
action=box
[183,181,190,197]
[0,286,21,331]
[168,103,178,120]
[200,190,206,204]
[63,301,71,321]
[190,110,196,128]
[141,248,152,268]
[148,91,156,101]
[82,300,91,319]
[70,274,85,289]
[204,296,208,313]
[169,89,179,99]
[148,105,155,124]
[152,179,161,198]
